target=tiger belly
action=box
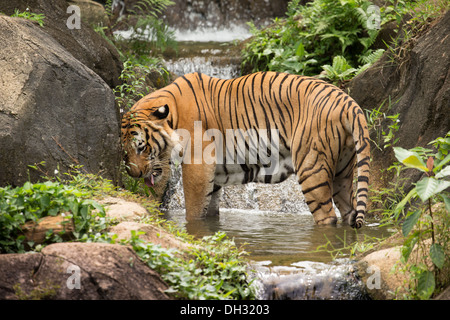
[213,156,294,187]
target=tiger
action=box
[121,71,370,228]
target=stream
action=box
[158,26,394,300]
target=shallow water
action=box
[164,208,392,266]
[163,206,392,300]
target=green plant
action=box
[315,231,384,260]
[319,55,358,85]
[365,96,400,151]
[391,131,450,299]
[110,0,177,57]
[0,181,106,253]
[11,8,45,27]
[319,49,385,86]
[382,0,449,66]
[115,59,156,112]
[242,0,380,77]
[370,163,409,225]
[128,231,256,300]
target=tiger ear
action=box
[153,104,170,119]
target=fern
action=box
[242,0,380,77]
[129,0,175,17]
[359,48,385,65]
[319,55,358,85]
[355,48,385,75]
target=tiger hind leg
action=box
[300,170,338,225]
[333,148,357,226]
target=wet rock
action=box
[0,15,121,186]
[0,243,170,300]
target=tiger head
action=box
[121,103,174,189]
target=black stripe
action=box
[357,201,367,207]
[358,176,369,183]
[181,75,202,120]
[302,181,330,195]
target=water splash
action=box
[251,259,370,300]
[165,56,241,80]
[173,25,252,42]
[163,165,310,213]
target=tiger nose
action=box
[126,162,142,178]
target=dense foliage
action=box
[241,0,381,81]
[0,178,106,253]
[391,132,450,299]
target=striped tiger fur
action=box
[121,71,370,228]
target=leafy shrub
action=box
[0,181,106,253]
[129,231,256,300]
[103,0,177,58]
[388,131,450,299]
[241,0,380,76]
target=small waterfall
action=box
[163,165,310,213]
[164,55,241,80]
[251,259,370,300]
[163,26,248,80]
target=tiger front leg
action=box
[182,163,218,220]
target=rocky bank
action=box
[0,197,193,300]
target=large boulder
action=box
[346,11,450,188]
[0,16,121,186]
[0,0,122,88]
[0,242,170,300]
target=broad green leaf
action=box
[23,181,32,191]
[433,150,450,172]
[39,194,50,210]
[295,41,305,57]
[401,234,418,264]
[402,209,421,237]
[393,147,428,172]
[435,165,450,179]
[417,271,435,300]
[430,243,445,269]
[416,177,450,202]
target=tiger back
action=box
[121,71,370,228]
